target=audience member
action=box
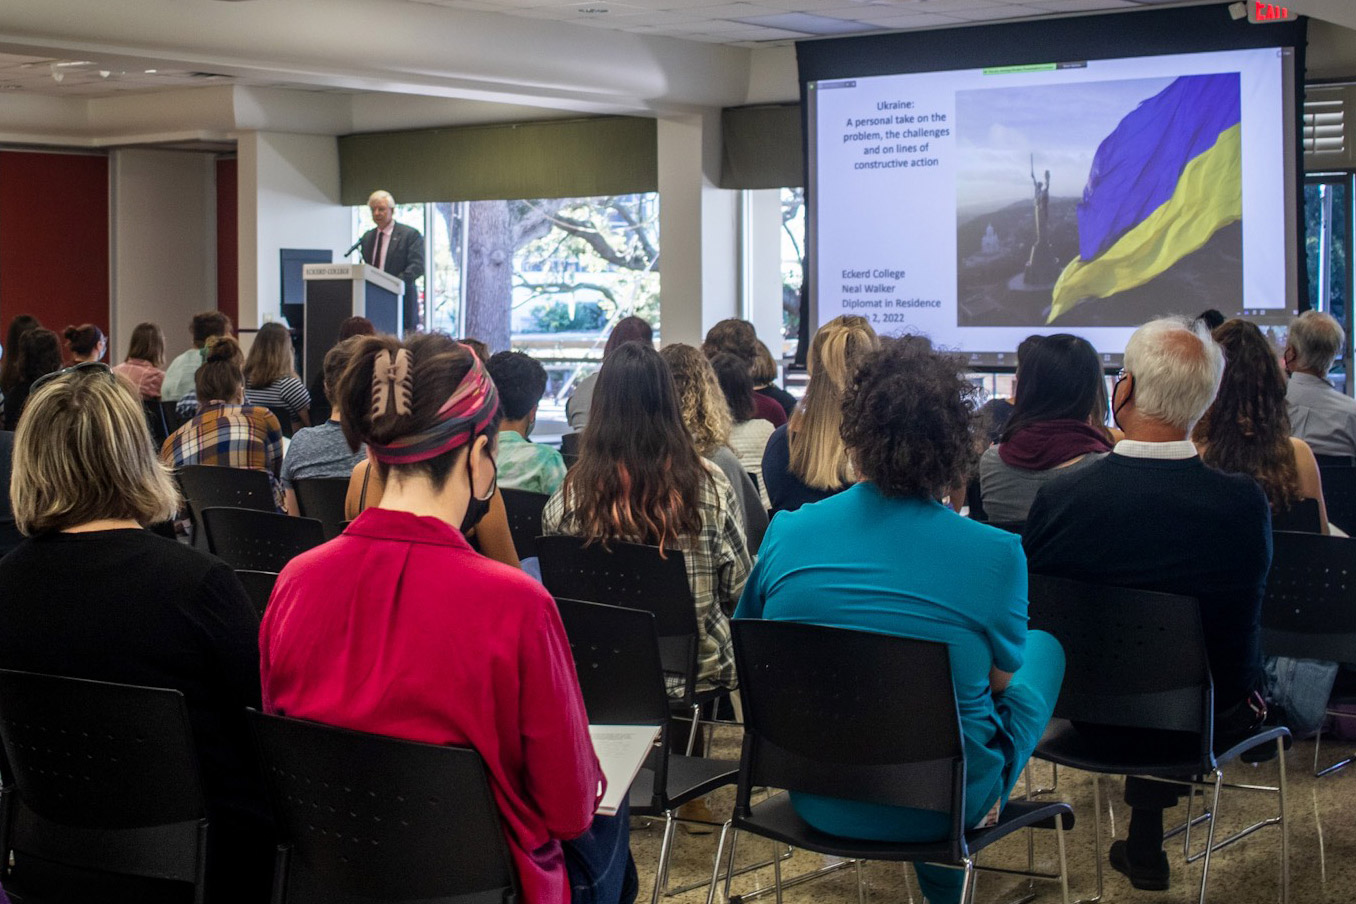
[260,333,635,904]
[112,321,167,400]
[161,336,286,512]
[64,323,106,364]
[752,339,795,417]
[978,334,1044,444]
[702,319,786,427]
[762,315,878,513]
[660,343,768,554]
[459,336,491,363]
[1024,317,1271,892]
[244,321,311,428]
[566,315,652,429]
[0,313,40,395]
[1284,310,1356,462]
[737,337,1064,904]
[1195,318,1327,532]
[711,351,775,509]
[1197,308,1227,332]
[0,430,17,559]
[3,328,62,431]
[281,339,368,516]
[0,364,274,901]
[162,310,232,401]
[307,316,375,423]
[978,334,1112,523]
[485,351,566,496]
[544,342,749,699]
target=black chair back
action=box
[177,465,277,527]
[987,520,1026,536]
[267,405,296,439]
[1314,454,1356,469]
[292,478,350,539]
[202,507,325,572]
[730,620,966,860]
[236,569,280,617]
[1271,497,1323,534]
[1028,574,1213,741]
[143,398,170,447]
[1318,466,1356,534]
[0,670,208,888]
[501,489,549,561]
[249,712,519,904]
[1263,531,1356,663]
[160,399,187,435]
[559,432,580,468]
[537,535,699,702]
[556,598,671,727]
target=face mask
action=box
[459,446,498,535]
[1111,371,1133,431]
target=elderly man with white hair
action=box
[1022,317,1272,893]
[359,189,425,333]
[1284,310,1356,463]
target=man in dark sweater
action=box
[1024,317,1272,892]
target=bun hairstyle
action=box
[195,335,246,403]
[337,332,503,490]
[64,323,104,357]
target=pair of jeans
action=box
[1265,655,1339,736]
[564,798,639,904]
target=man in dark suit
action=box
[360,190,425,333]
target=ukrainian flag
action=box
[1048,74,1241,323]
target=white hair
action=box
[368,190,395,207]
[1122,317,1223,432]
[1287,310,1344,374]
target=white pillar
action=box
[743,187,785,357]
[657,111,740,347]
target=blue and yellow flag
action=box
[1048,74,1242,323]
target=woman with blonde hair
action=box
[0,364,274,902]
[752,339,796,418]
[661,343,768,553]
[244,321,311,428]
[112,321,168,400]
[761,315,879,512]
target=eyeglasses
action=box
[30,361,114,395]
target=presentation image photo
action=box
[955,73,1243,329]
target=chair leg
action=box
[855,858,865,904]
[772,834,784,904]
[959,859,977,904]
[1196,772,1224,904]
[706,821,731,904]
[653,813,679,904]
[1278,737,1290,904]
[686,704,702,756]
[1055,812,1071,904]
[722,829,741,904]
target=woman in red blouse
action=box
[260,333,635,904]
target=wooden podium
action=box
[301,263,403,387]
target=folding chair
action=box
[201,507,325,572]
[235,569,280,618]
[501,488,550,561]
[293,477,351,539]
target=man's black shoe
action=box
[1109,839,1170,891]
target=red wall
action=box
[216,157,238,326]
[0,152,109,348]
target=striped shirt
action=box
[161,402,286,511]
[542,461,750,694]
[245,376,311,421]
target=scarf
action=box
[997,418,1112,471]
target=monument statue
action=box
[1024,154,1060,287]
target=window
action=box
[781,187,805,360]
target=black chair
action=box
[177,465,278,545]
[721,620,1073,904]
[144,398,171,447]
[0,670,209,902]
[559,432,581,468]
[266,405,296,439]
[248,711,520,904]
[987,520,1026,536]
[292,477,351,539]
[201,507,325,572]
[500,488,549,561]
[1316,466,1356,534]
[1313,453,1356,469]
[556,599,736,903]
[1028,574,1289,904]
[1262,531,1356,776]
[236,569,280,617]
[1271,497,1323,533]
[161,399,187,435]
[537,535,722,754]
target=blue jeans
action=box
[1266,655,1340,736]
[564,799,638,904]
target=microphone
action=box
[344,238,363,257]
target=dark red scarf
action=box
[997,419,1112,471]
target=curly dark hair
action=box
[841,337,981,500]
[1192,319,1299,510]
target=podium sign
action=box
[301,263,404,385]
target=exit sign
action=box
[1249,1,1298,22]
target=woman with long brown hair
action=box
[112,321,167,400]
[1193,318,1327,532]
[0,313,40,395]
[543,341,750,695]
[244,321,311,427]
[63,323,106,364]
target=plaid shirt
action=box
[161,402,286,511]
[543,461,750,694]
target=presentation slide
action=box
[808,46,1297,365]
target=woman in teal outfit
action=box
[735,337,1065,904]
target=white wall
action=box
[110,148,216,362]
[236,131,351,331]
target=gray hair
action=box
[367,189,395,208]
[1287,310,1344,374]
[1122,317,1224,433]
